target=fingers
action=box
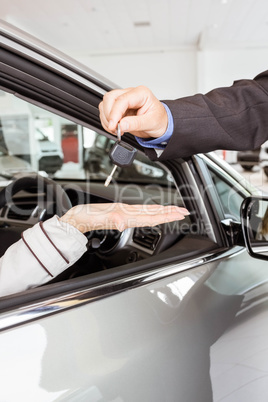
[60,203,190,233]
[136,205,189,226]
[119,114,150,137]
[99,88,134,134]
[108,86,149,132]
[99,86,153,135]
[114,204,190,231]
[130,204,189,216]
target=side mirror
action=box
[241,196,268,261]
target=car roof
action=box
[0,19,118,93]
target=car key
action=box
[104,123,122,187]
[104,124,137,187]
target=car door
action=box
[194,154,268,402]
[0,150,265,402]
[1,21,268,401]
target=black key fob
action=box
[109,141,137,167]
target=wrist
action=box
[135,103,173,149]
[59,212,85,233]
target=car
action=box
[0,145,32,177]
[0,102,63,175]
[36,128,64,174]
[0,20,268,402]
[237,140,268,177]
[237,146,260,171]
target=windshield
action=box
[0,90,173,185]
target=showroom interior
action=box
[1,2,268,402]
[1,0,268,193]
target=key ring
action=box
[116,123,121,142]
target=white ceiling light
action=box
[133,21,151,27]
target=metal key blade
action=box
[116,123,121,142]
[104,164,118,187]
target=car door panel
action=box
[0,246,267,402]
[1,21,268,402]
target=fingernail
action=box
[179,208,190,215]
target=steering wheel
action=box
[0,174,72,220]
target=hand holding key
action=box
[105,123,137,187]
[99,86,168,139]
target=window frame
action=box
[195,154,252,222]
[0,37,239,327]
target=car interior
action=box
[0,90,222,301]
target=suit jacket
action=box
[145,70,268,161]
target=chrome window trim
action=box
[0,36,107,96]
[199,153,260,197]
[0,246,244,332]
[181,162,217,243]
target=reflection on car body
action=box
[0,20,268,402]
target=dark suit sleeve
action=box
[145,70,268,161]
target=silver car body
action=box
[0,20,268,402]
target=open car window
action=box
[0,89,220,310]
[0,90,174,185]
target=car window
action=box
[208,166,244,221]
[0,87,221,305]
[95,135,108,149]
[0,90,173,186]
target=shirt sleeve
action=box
[135,102,174,150]
[0,215,87,297]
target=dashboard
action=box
[0,179,191,272]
